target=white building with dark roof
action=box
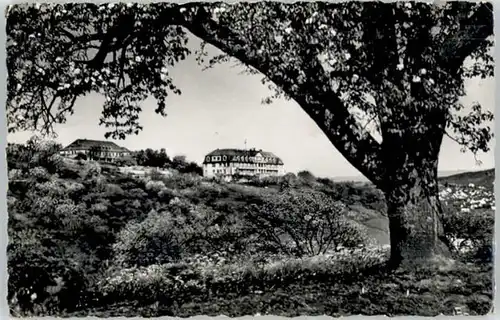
[59,139,132,163]
[202,148,285,179]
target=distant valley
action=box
[332,168,494,184]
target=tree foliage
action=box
[7,137,63,173]
[133,148,203,174]
[7,2,493,182]
[134,148,171,168]
[6,2,494,265]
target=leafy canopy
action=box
[7,2,494,183]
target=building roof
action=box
[204,148,284,164]
[61,139,130,152]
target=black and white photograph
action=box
[5,1,495,317]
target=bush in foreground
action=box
[94,247,492,317]
[440,185,494,262]
[98,248,389,305]
[247,189,371,256]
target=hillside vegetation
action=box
[6,140,494,317]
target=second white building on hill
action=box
[203,148,285,179]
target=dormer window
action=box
[222,155,227,161]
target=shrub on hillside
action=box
[134,148,171,168]
[297,170,317,186]
[175,161,203,176]
[441,207,494,262]
[247,189,370,257]
[103,183,126,199]
[7,176,104,315]
[279,172,298,190]
[7,228,94,316]
[185,182,229,205]
[241,175,278,187]
[112,210,185,267]
[145,180,166,193]
[29,166,51,182]
[80,161,102,180]
[183,206,252,256]
[145,168,164,181]
[162,172,202,190]
[115,155,137,167]
[9,141,64,175]
[158,187,177,203]
[55,160,82,180]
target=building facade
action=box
[202,148,285,179]
[59,139,132,163]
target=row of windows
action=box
[205,168,280,175]
[61,150,130,157]
[206,155,278,163]
[237,168,279,173]
[208,162,281,168]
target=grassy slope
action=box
[27,162,493,316]
[97,167,493,249]
[83,262,492,317]
[21,161,494,317]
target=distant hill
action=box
[439,168,495,188]
[333,169,494,186]
[437,170,469,177]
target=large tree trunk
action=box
[383,164,451,268]
[381,120,452,268]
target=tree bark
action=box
[384,167,451,268]
[381,118,452,268]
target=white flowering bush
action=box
[439,184,494,261]
[145,180,166,193]
[80,161,102,179]
[35,179,67,198]
[29,166,50,181]
[247,189,370,256]
[8,169,23,180]
[61,180,85,196]
[25,137,63,172]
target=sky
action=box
[7,36,495,179]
